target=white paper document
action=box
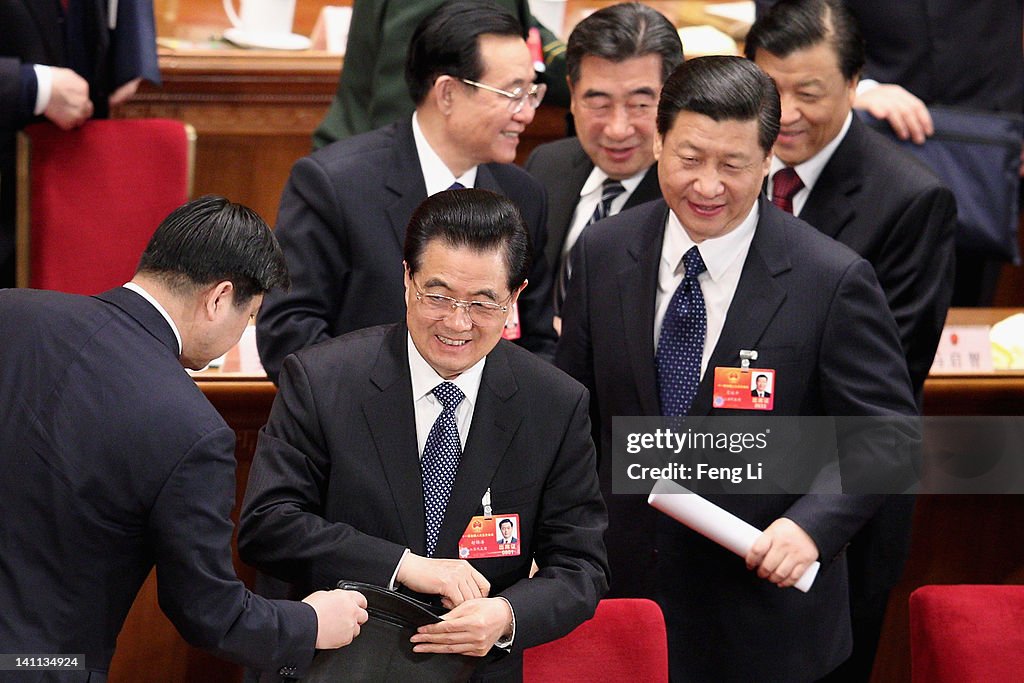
[648,479,819,592]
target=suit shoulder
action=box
[304,123,400,173]
[525,137,583,168]
[293,324,392,371]
[486,161,545,195]
[855,125,950,195]
[584,199,667,248]
[499,340,588,400]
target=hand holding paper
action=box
[648,479,820,592]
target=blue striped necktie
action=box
[555,179,627,313]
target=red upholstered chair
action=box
[16,119,195,294]
[910,584,1024,682]
[523,598,668,683]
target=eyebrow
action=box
[582,86,658,99]
[421,277,499,301]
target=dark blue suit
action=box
[257,119,557,384]
[556,198,917,681]
[241,323,609,682]
[0,287,317,681]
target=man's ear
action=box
[204,280,235,320]
[434,75,458,115]
[653,133,664,162]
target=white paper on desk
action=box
[648,479,819,592]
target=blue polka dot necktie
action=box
[555,179,627,314]
[656,246,707,417]
[421,381,465,557]
[448,181,465,190]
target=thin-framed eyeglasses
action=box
[413,282,512,327]
[460,78,547,113]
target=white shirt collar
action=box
[407,332,486,408]
[412,112,478,196]
[770,111,852,194]
[578,164,649,199]
[122,282,183,355]
[662,201,760,282]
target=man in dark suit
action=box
[240,190,608,683]
[311,0,569,149]
[257,1,556,384]
[0,197,369,681]
[524,3,682,323]
[751,373,771,397]
[556,57,917,681]
[745,3,957,678]
[0,0,160,287]
[497,519,518,545]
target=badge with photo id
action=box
[712,367,775,411]
[458,513,521,559]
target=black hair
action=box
[136,195,289,306]
[657,56,781,154]
[405,0,523,105]
[566,3,683,84]
[744,0,865,81]
[404,189,531,293]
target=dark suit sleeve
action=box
[257,156,350,384]
[870,185,956,399]
[239,354,409,589]
[782,258,917,562]
[108,0,160,87]
[497,385,608,650]
[554,232,599,433]
[511,174,558,359]
[150,426,317,675]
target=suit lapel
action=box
[690,200,790,416]
[435,343,522,554]
[384,121,429,252]
[799,119,864,240]
[620,202,668,416]
[547,146,595,263]
[363,325,427,553]
[623,163,662,210]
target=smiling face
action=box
[447,34,537,168]
[753,41,856,166]
[654,110,771,243]
[405,240,521,380]
[570,53,664,180]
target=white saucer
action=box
[223,28,312,51]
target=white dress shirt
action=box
[768,112,852,217]
[654,204,759,380]
[412,112,478,195]
[561,165,649,258]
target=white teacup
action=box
[223,0,296,37]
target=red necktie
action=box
[771,167,804,214]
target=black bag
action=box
[859,106,1024,263]
[300,581,499,682]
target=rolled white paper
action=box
[648,479,819,592]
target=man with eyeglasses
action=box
[525,4,683,328]
[240,189,609,683]
[256,0,557,384]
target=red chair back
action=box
[16,119,194,294]
[523,598,668,682]
[910,584,1024,682]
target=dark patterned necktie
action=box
[555,179,627,314]
[656,246,707,417]
[421,381,465,557]
[771,167,804,214]
[448,181,465,190]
